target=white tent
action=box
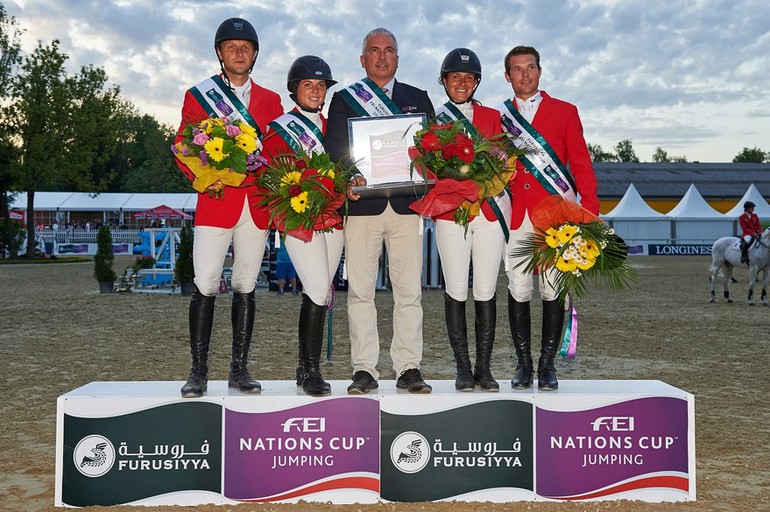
[10,192,74,211]
[666,184,733,243]
[724,183,770,219]
[121,193,197,212]
[602,183,671,247]
[9,192,198,226]
[58,192,133,212]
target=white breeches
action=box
[193,196,269,296]
[435,215,506,302]
[284,229,345,306]
[505,213,559,302]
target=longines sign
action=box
[648,244,712,255]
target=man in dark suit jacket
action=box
[324,28,435,394]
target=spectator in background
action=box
[275,241,299,295]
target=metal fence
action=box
[36,228,143,245]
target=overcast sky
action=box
[6,0,770,163]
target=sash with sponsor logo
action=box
[436,102,511,243]
[267,111,325,155]
[498,99,576,201]
[189,75,264,140]
[337,77,402,117]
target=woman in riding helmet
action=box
[432,48,509,392]
[261,56,339,397]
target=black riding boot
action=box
[538,299,565,391]
[474,296,499,392]
[181,286,215,398]
[228,290,261,393]
[445,294,474,391]
[740,239,749,264]
[508,293,533,389]
[298,294,331,397]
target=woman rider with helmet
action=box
[739,200,763,264]
[176,18,283,399]
[260,56,340,396]
[431,48,509,392]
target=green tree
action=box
[652,147,669,163]
[0,4,22,257]
[615,139,639,163]
[652,147,688,163]
[587,143,616,162]
[732,147,768,163]
[112,113,189,193]
[93,224,116,286]
[5,40,124,256]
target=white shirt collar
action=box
[231,79,252,104]
[451,100,474,122]
[515,90,542,122]
[381,78,396,98]
[515,90,542,110]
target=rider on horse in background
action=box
[739,201,763,264]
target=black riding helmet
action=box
[745,201,756,210]
[438,48,482,103]
[214,18,259,84]
[287,55,337,112]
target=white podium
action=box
[56,380,695,507]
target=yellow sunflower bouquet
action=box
[256,151,351,242]
[172,117,266,198]
[510,195,636,303]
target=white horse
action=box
[709,227,770,306]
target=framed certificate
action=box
[348,113,430,196]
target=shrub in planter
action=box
[175,225,195,296]
[94,225,116,293]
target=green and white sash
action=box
[437,102,511,242]
[189,75,264,140]
[338,77,402,117]
[498,99,576,201]
[268,111,325,155]
[435,102,476,134]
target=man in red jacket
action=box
[175,18,283,398]
[739,201,763,264]
[498,45,599,392]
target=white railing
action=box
[36,228,143,244]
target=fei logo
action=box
[591,416,635,432]
[73,434,116,478]
[281,417,326,433]
[390,431,430,474]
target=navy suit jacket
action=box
[324,79,434,215]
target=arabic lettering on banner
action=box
[380,400,533,502]
[62,402,222,507]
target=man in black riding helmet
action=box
[174,17,283,399]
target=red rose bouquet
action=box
[408,121,524,228]
[256,151,351,242]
